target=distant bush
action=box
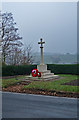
[2,64,78,76]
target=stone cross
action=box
[38,38,45,65]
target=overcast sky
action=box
[2,2,77,54]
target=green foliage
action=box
[47,64,78,75]
[2,64,78,76]
[2,65,36,76]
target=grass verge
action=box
[2,75,26,88]
[23,74,78,93]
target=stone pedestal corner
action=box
[37,64,47,72]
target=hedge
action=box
[2,65,36,76]
[47,64,78,75]
[2,64,78,76]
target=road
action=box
[2,92,77,118]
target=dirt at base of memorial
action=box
[2,80,79,98]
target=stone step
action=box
[41,70,51,73]
[25,75,59,81]
[25,76,42,80]
[41,72,54,76]
[41,75,59,79]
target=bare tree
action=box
[1,12,23,64]
[21,44,34,65]
[21,49,27,65]
[26,44,34,64]
[0,12,35,65]
[7,47,23,65]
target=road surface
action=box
[2,92,77,118]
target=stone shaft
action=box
[38,38,45,65]
[40,46,43,65]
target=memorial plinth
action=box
[37,64,58,80]
[37,64,47,72]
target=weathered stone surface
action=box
[37,64,47,72]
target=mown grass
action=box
[2,75,26,88]
[23,74,78,92]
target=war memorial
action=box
[26,38,59,80]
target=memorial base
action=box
[24,64,59,81]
